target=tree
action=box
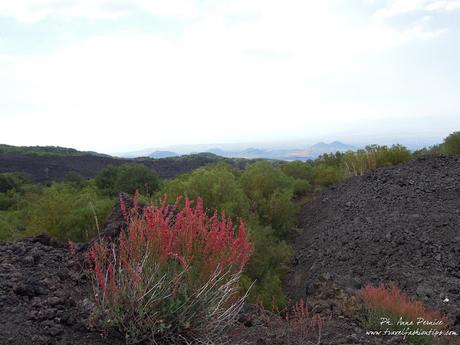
[95,165,119,195]
[441,131,460,154]
[313,164,344,187]
[281,161,313,181]
[64,171,88,188]
[160,163,249,219]
[115,164,160,196]
[95,164,160,196]
[0,173,26,193]
[239,161,297,237]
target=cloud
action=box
[425,0,460,11]
[0,1,458,151]
[0,0,202,22]
[370,0,458,40]
[373,0,460,20]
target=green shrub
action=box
[342,150,369,176]
[292,179,311,197]
[313,164,344,187]
[240,161,294,201]
[95,164,160,196]
[115,164,160,196]
[0,211,24,240]
[95,165,119,195]
[64,171,88,188]
[0,192,15,210]
[316,152,344,167]
[341,145,412,177]
[160,163,249,219]
[266,189,298,237]
[0,173,27,193]
[281,161,313,181]
[441,131,460,154]
[239,161,297,233]
[240,223,293,309]
[25,184,114,241]
[370,144,412,167]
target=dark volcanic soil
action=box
[285,154,460,337]
[0,235,124,345]
[0,153,230,182]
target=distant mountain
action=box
[242,147,266,155]
[202,141,356,160]
[207,148,227,156]
[149,151,178,159]
[310,141,354,151]
[308,141,356,156]
[121,140,357,161]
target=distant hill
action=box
[148,151,178,159]
[309,141,356,154]
[121,140,358,161]
[202,141,357,160]
[207,148,227,156]
[0,146,254,183]
[0,144,110,158]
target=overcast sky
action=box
[1,0,459,153]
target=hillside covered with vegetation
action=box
[0,148,254,183]
[0,144,110,157]
[1,131,458,311]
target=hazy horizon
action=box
[1,1,459,153]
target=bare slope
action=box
[285,154,460,333]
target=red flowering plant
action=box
[241,298,323,345]
[86,193,253,344]
[284,298,324,345]
[360,283,449,345]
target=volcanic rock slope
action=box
[0,235,124,345]
[286,154,460,332]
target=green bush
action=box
[280,161,312,197]
[95,164,160,196]
[0,211,24,240]
[342,149,369,176]
[115,164,160,196]
[95,165,119,195]
[316,152,344,167]
[160,163,249,219]
[240,223,293,309]
[266,189,298,237]
[64,171,88,188]
[240,161,293,201]
[281,161,313,181]
[0,192,14,210]
[239,161,297,233]
[313,164,344,187]
[292,179,311,197]
[24,184,114,241]
[341,145,412,177]
[0,173,27,193]
[371,144,412,167]
[441,131,460,154]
